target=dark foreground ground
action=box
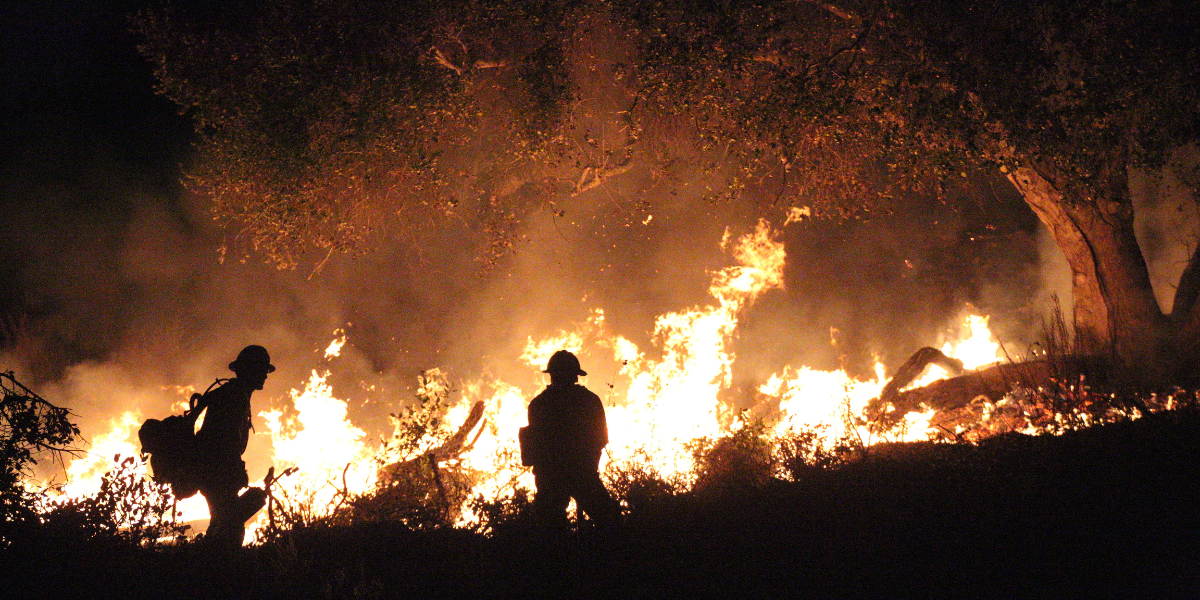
[5,408,1200,600]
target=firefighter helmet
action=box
[543,350,587,376]
[229,344,276,374]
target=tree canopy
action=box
[138,0,583,268]
[138,0,1200,374]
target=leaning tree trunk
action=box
[1006,162,1189,380]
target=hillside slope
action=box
[6,408,1199,599]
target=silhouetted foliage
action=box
[464,486,533,535]
[348,454,477,530]
[252,462,354,543]
[775,424,854,481]
[386,369,457,458]
[135,0,580,269]
[690,422,776,498]
[39,454,189,547]
[0,372,80,546]
[604,452,680,514]
[136,0,1200,248]
[11,402,1200,599]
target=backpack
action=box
[138,389,210,499]
[518,426,543,467]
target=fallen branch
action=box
[380,400,486,484]
[868,350,1110,429]
[874,347,964,412]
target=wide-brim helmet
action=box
[229,344,276,374]
[543,350,586,376]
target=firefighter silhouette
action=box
[522,350,619,529]
[195,345,272,549]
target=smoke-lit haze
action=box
[1,2,1100,486]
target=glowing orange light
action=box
[45,220,1009,536]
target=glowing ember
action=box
[324,329,347,359]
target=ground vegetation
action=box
[5,381,1198,598]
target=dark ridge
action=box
[5,407,1199,599]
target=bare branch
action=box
[795,0,860,21]
[431,47,463,76]
[573,159,634,196]
[472,59,507,70]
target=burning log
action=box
[378,400,486,486]
[868,348,1110,431]
[358,400,486,524]
[877,361,1052,422]
[875,347,965,410]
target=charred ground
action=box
[5,404,1199,600]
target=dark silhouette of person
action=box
[524,350,619,530]
[194,344,272,550]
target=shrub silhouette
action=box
[40,454,189,547]
[0,372,80,547]
[775,424,853,482]
[690,423,775,499]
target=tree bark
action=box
[1172,242,1200,318]
[1006,163,1179,377]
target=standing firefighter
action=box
[195,344,272,549]
[521,350,619,529]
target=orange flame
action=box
[45,219,1009,536]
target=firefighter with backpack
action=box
[142,345,273,550]
[192,344,273,549]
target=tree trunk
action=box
[1006,163,1185,379]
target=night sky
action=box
[2,1,193,377]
